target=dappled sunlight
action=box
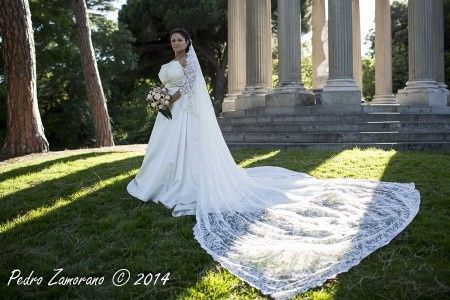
[0,148,447,299]
[329,149,423,299]
[200,147,417,299]
[180,262,337,299]
[0,155,142,227]
[0,152,116,182]
[309,148,398,180]
[178,266,263,299]
[0,152,141,198]
[0,171,132,234]
[238,150,281,168]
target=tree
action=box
[12,0,137,150]
[444,0,450,88]
[119,0,311,113]
[362,57,375,101]
[118,0,228,111]
[0,0,49,158]
[72,0,114,147]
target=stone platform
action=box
[218,104,450,151]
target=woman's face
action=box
[170,33,188,53]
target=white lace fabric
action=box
[178,46,202,116]
[179,48,196,97]
[137,44,421,300]
[192,173,420,299]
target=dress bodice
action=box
[158,61,185,94]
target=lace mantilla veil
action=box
[173,44,420,299]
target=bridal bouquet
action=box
[147,85,172,120]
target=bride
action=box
[127,28,420,299]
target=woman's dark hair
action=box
[170,28,191,53]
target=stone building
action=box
[219,0,450,150]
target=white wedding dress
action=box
[127,45,420,299]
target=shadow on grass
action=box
[1,148,449,299]
[331,150,450,300]
[0,175,205,299]
[0,152,117,182]
[178,148,450,299]
[0,147,340,299]
[0,151,208,299]
[0,155,143,224]
[232,148,340,174]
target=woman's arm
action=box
[170,90,181,104]
[170,52,197,106]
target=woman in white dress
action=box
[127,28,420,299]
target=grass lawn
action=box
[0,147,449,299]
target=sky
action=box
[107,0,378,57]
[104,0,126,21]
[352,0,375,56]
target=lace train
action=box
[191,166,420,299]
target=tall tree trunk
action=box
[0,0,49,158]
[213,45,228,111]
[72,0,114,147]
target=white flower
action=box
[150,102,157,108]
[154,94,161,100]
[164,100,170,105]
[158,104,164,109]
[164,95,170,100]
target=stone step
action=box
[226,142,450,151]
[223,132,450,144]
[218,113,450,125]
[220,121,450,133]
[361,104,450,114]
[220,105,450,118]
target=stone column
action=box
[432,0,450,105]
[266,0,314,107]
[277,0,302,89]
[321,0,361,112]
[397,0,447,106]
[222,0,246,112]
[312,0,327,90]
[236,0,272,110]
[352,0,363,92]
[373,0,395,103]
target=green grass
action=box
[1,148,449,299]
